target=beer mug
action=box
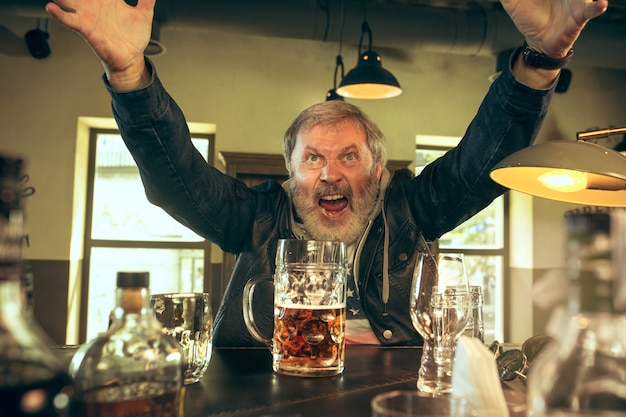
[243,239,348,377]
[150,292,213,384]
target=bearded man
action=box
[46,0,609,346]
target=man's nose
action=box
[320,159,342,184]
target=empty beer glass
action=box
[410,252,470,394]
[151,292,213,384]
[243,239,347,377]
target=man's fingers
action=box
[586,0,609,19]
[52,0,77,13]
[45,2,79,30]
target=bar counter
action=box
[54,344,526,416]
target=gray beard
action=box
[291,175,380,244]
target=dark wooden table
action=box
[54,344,526,417]
[181,345,423,417]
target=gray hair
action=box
[282,101,387,176]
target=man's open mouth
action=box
[319,194,349,217]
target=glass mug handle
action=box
[242,274,273,345]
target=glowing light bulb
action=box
[538,170,588,192]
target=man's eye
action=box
[342,154,359,164]
[305,155,325,167]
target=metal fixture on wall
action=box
[336,14,401,99]
[554,68,572,93]
[490,127,626,206]
[145,20,166,56]
[488,48,516,82]
[24,18,50,59]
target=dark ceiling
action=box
[147,0,626,69]
[386,0,626,20]
[4,0,626,30]
[2,0,626,68]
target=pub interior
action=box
[1,0,626,380]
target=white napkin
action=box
[452,336,510,417]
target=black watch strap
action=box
[521,43,574,70]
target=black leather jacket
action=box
[108,53,554,347]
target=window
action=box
[416,135,507,342]
[80,129,214,342]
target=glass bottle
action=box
[527,208,626,416]
[461,285,485,343]
[70,271,182,417]
[0,153,76,417]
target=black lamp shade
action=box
[337,50,402,99]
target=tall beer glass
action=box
[244,239,347,377]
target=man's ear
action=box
[376,163,383,181]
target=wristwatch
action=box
[521,43,574,70]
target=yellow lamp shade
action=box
[490,140,626,207]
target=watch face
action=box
[522,48,541,67]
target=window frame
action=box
[78,128,215,342]
[416,139,510,342]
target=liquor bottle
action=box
[70,271,182,417]
[0,153,76,417]
[527,208,626,416]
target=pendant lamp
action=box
[326,55,346,101]
[490,127,626,207]
[336,20,401,99]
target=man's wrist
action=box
[105,58,151,92]
[521,43,574,70]
[510,46,560,90]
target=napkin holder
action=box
[452,336,510,417]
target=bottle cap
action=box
[116,271,150,288]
